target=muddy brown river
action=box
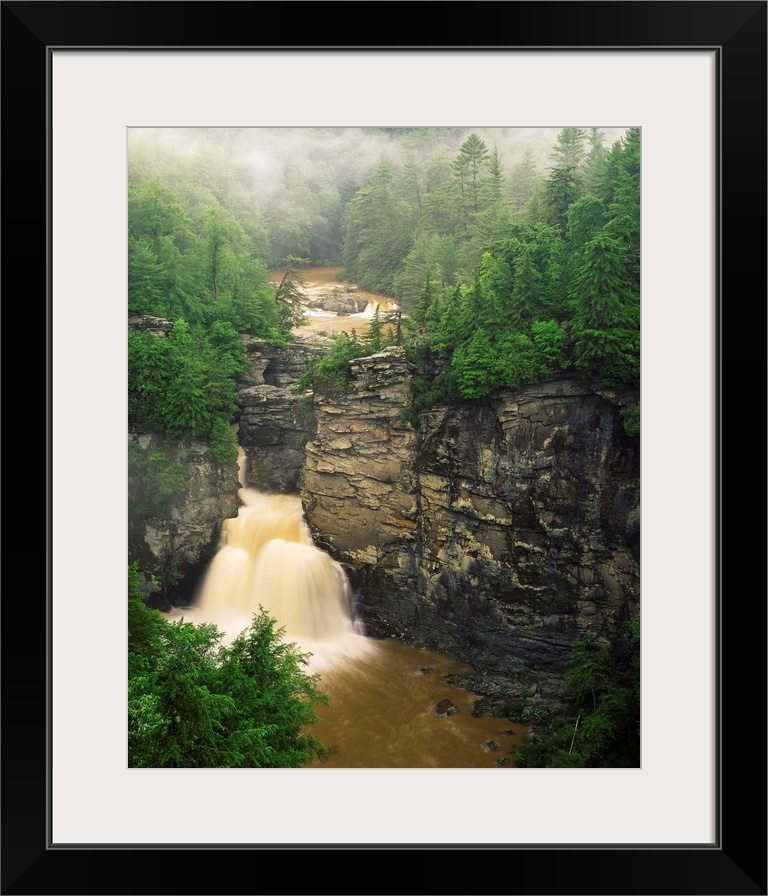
[271,265,402,340]
[172,481,529,769]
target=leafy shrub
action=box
[128,564,331,768]
[620,404,640,437]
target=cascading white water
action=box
[359,298,399,318]
[165,444,529,767]
[171,450,373,670]
[195,488,357,643]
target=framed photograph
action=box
[4,2,765,894]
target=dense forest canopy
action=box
[128,125,639,444]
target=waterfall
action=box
[171,453,373,670]
[359,299,399,318]
[196,489,357,642]
[161,446,531,766]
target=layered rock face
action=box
[300,346,420,580]
[300,347,640,704]
[128,433,240,609]
[236,336,328,492]
[127,316,241,607]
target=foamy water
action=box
[168,485,376,672]
[163,452,529,766]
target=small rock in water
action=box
[435,699,459,717]
[496,757,511,767]
[417,667,433,675]
[497,729,516,737]
[483,740,501,751]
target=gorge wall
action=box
[128,432,240,608]
[236,336,328,492]
[127,317,240,608]
[298,347,640,708]
[128,323,640,708]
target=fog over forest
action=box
[128,125,629,274]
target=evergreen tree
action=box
[341,163,415,294]
[567,195,607,256]
[570,232,639,385]
[367,305,385,352]
[273,255,311,332]
[595,139,625,206]
[451,151,471,237]
[605,128,641,287]
[545,166,583,235]
[482,146,504,205]
[582,128,609,196]
[510,242,541,329]
[128,328,171,431]
[459,133,490,213]
[550,127,587,170]
[203,205,232,302]
[411,273,437,338]
[510,148,539,212]
[128,237,168,316]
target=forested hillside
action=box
[128,125,639,442]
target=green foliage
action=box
[450,327,555,401]
[209,417,239,464]
[394,233,459,309]
[128,329,171,430]
[272,256,311,331]
[341,163,416,295]
[566,196,607,256]
[550,127,587,170]
[515,615,640,768]
[128,565,330,768]
[129,127,639,457]
[531,319,568,370]
[296,330,365,394]
[569,233,639,387]
[129,445,188,519]
[128,237,168,315]
[620,404,640,437]
[545,166,583,235]
[366,305,385,353]
[129,316,249,456]
[163,356,210,440]
[451,329,500,399]
[212,610,331,768]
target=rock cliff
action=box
[299,346,640,706]
[127,316,241,607]
[236,336,328,492]
[127,434,240,609]
[128,325,640,708]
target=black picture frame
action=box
[2,2,765,894]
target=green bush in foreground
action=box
[128,563,330,768]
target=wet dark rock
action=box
[483,740,501,751]
[496,757,511,767]
[417,667,433,675]
[236,340,326,493]
[128,315,173,337]
[127,434,239,609]
[435,699,459,717]
[302,364,638,700]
